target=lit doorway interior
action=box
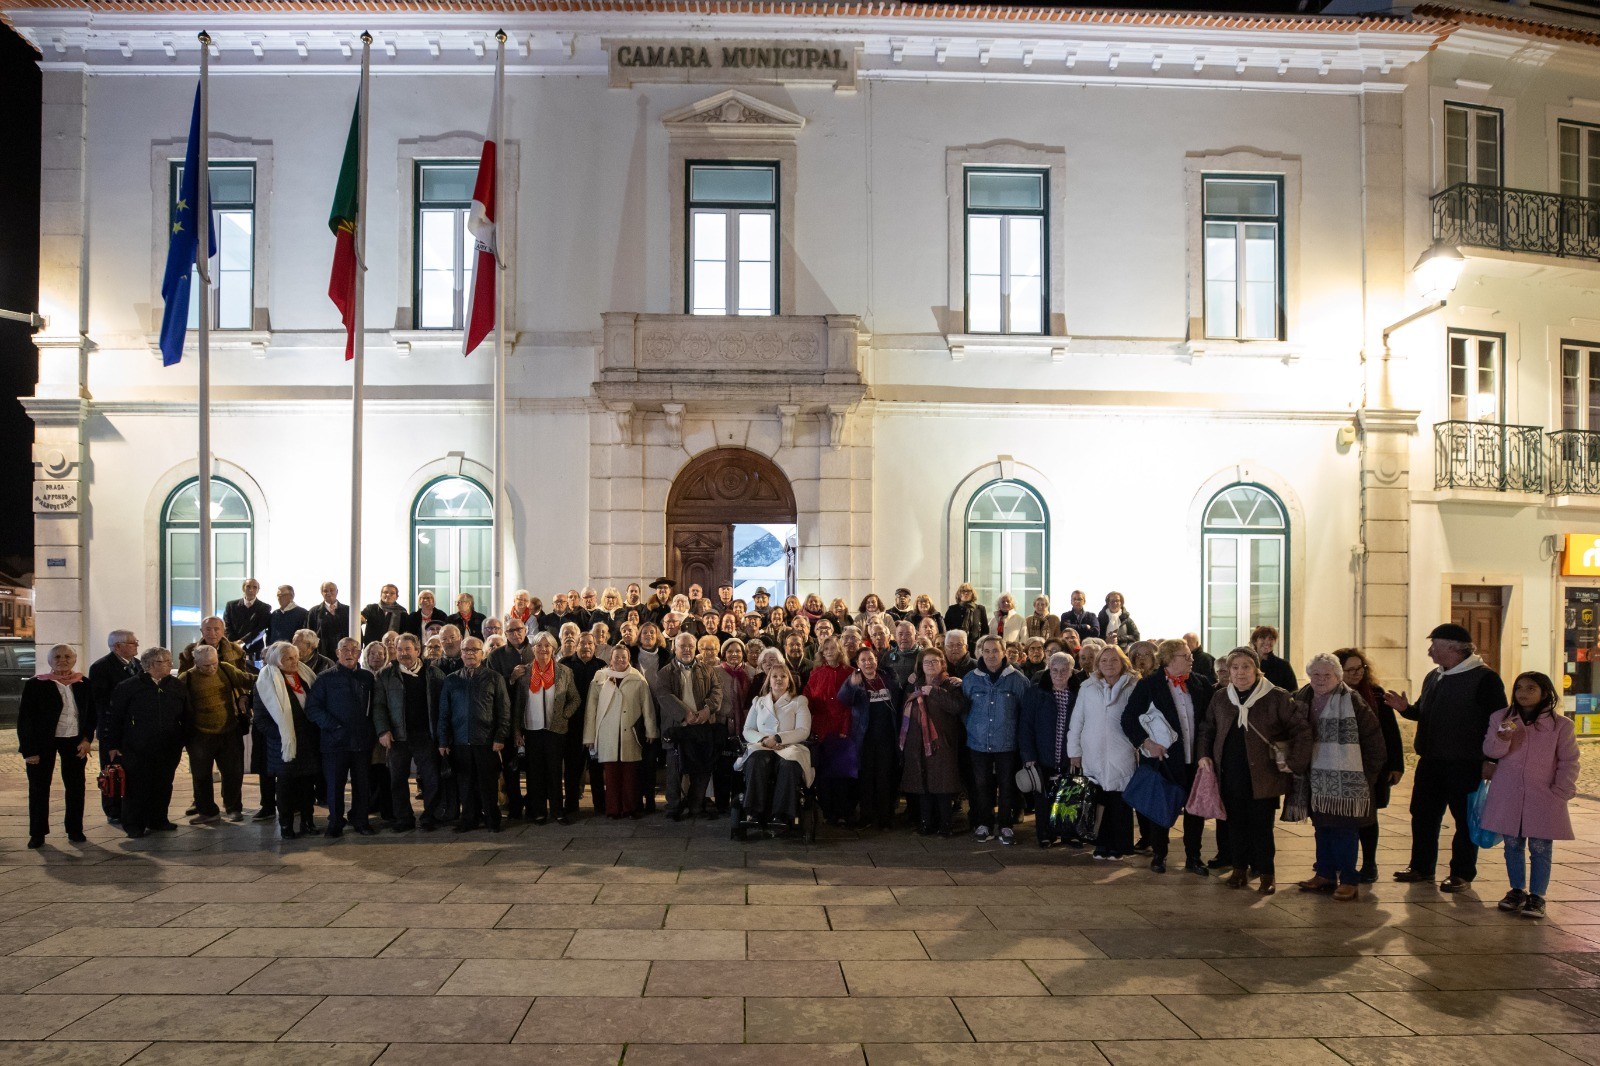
[733,523,796,604]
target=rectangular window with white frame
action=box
[1445,103,1503,188]
[170,161,255,330]
[413,161,479,330]
[686,161,777,317]
[1202,175,1283,341]
[1562,341,1600,430]
[1447,330,1505,424]
[963,168,1046,335]
[1559,121,1600,245]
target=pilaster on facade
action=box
[1357,407,1419,689]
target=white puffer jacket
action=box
[1067,672,1138,792]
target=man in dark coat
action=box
[373,633,445,832]
[436,636,512,832]
[447,593,486,641]
[267,585,309,646]
[307,582,351,659]
[649,632,725,821]
[1123,639,1217,875]
[406,590,448,638]
[1387,623,1508,892]
[361,583,408,645]
[943,631,977,679]
[560,632,605,816]
[1252,626,1298,691]
[305,637,377,837]
[104,647,189,838]
[1184,633,1216,685]
[87,629,141,825]
[1058,590,1100,640]
[488,619,534,818]
[223,579,272,659]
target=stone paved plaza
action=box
[6,768,1600,1065]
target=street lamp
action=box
[1381,240,1465,358]
[0,308,45,330]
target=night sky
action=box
[0,24,41,568]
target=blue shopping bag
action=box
[1122,761,1185,829]
[1467,780,1502,849]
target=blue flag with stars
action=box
[158,84,217,367]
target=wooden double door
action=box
[665,447,796,592]
[1450,584,1504,673]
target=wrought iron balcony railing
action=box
[1434,420,1545,492]
[1432,182,1600,262]
[1548,429,1600,495]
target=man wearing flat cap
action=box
[1383,622,1507,893]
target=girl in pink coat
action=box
[1482,671,1579,920]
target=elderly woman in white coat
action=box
[738,661,813,826]
[583,643,657,819]
[1068,644,1139,859]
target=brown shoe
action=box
[1226,871,1249,889]
[1297,875,1337,893]
[1257,878,1276,896]
[1332,884,1359,902]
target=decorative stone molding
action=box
[945,334,1070,362]
[824,404,852,450]
[610,403,635,446]
[661,403,686,448]
[776,403,800,449]
[661,89,806,138]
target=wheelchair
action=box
[728,744,821,843]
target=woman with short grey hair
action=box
[1292,652,1386,901]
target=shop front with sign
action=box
[1560,534,1600,734]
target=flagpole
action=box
[491,29,507,621]
[196,30,213,622]
[350,30,371,640]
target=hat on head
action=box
[1015,765,1044,795]
[1428,623,1473,644]
[754,587,770,596]
[650,577,675,590]
[895,587,912,596]
[717,581,733,589]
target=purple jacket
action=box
[1481,708,1579,841]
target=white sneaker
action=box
[973,825,991,842]
[998,828,1016,846]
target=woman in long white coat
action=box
[1068,644,1139,859]
[584,643,657,819]
[738,661,812,825]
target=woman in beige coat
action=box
[584,643,658,819]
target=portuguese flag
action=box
[327,91,361,361]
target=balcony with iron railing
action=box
[1434,420,1546,493]
[1432,183,1600,263]
[1548,430,1600,496]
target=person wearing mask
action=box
[650,632,725,821]
[1068,644,1139,860]
[900,648,968,837]
[1184,633,1217,685]
[583,643,657,819]
[962,635,1029,845]
[268,585,309,647]
[1384,623,1508,892]
[561,632,605,817]
[307,582,350,660]
[305,637,378,837]
[18,643,94,848]
[224,579,273,660]
[1252,626,1298,692]
[179,615,248,672]
[1020,652,1077,849]
[737,661,812,828]
[513,632,579,825]
[361,583,408,645]
[436,636,512,833]
[944,583,989,652]
[105,647,190,839]
[1197,646,1311,895]
[1292,653,1386,901]
[407,590,447,638]
[839,645,903,830]
[1334,647,1405,882]
[373,633,445,832]
[1123,639,1216,874]
[804,635,857,826]
[1059,590,1100,641]
[1097,592,1139,648]
[88,630,141,826]
[1483,671,1580,920]
[178,643,253,824]
[253,641,321,839]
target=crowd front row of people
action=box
[16,581,1580,916]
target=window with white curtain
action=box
[1202,484,1288,657]
[964,168,1046,335]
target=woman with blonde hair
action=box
[583,643,656,819]
[738,661,812,827]
[945,582,989,650]
[1068,644,1140,859]
[804,635,856,825]
[993,593,1025,643]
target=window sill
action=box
[945,333,1071,362]
[391,330,520,357]
[145,331,272,359]
[1184,339,1303,364]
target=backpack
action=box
[1048,773,1101,843]
[97,762,126,799]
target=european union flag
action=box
[158,84,217,367]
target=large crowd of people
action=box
[15,576,1579,916]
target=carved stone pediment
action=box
[662,90,804,138]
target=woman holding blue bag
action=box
[1482,672,1579,920]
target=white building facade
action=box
[9,0,1600,696]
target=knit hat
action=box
[1428,623,1472,643]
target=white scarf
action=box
[1226,675,1276,731]
[1441,653,1485,677]
[256,662,316,763]
[398,660,421,677]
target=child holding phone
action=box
[1481,671,1580,919]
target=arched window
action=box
[1202,483,1289,656]
[161,478,254,650]
[412,475,492,612]
[964,479,1048,610]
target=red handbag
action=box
[97,762,126,799]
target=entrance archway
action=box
[666,448,797,597]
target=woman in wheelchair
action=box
[737,661,813,826]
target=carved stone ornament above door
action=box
[662,90,805,140]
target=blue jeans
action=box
[1313,825,1360,885]
[1505,836,1554,896]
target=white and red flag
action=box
[463,35,504,357]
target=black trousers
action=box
[1150,813,1206,864]
[386,739,441,827]
[665,747,713,815]
[742,750,803,821]
[257,772,277,815]
[522,730,565,819]
[588,754,608,815]
[322,750,372,830]
[857,729,899,828]
[638,738,661,811]
[121,747,181,834]
[918,793,955,833]
[186,732,244,816]
[1224,791,1280,879]
[26,738,86,839]
[454,744,502,829]
[97,743,122,822]
[969,750,1018,830]
[1095,790,1135,855]
[1030,765,1061,843]
[1409,757,1482,881]
[563,715,588,813]
[276,773,315,830]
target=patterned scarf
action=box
[1309,685,1371,819]
[527,658,556,693]
[1053,688,1071,767]
[899,683,943,756]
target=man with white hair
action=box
[179,615,247,672]
[179,643,254,823]
[437,636,512,832]
[87,629,141,825]
[105,647,189,838]
[305,637,378,837]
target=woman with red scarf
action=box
[899,647,969,836]
[804,635,856,825]
[715,639,758,812]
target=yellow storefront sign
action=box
[1563,533,1600,576]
